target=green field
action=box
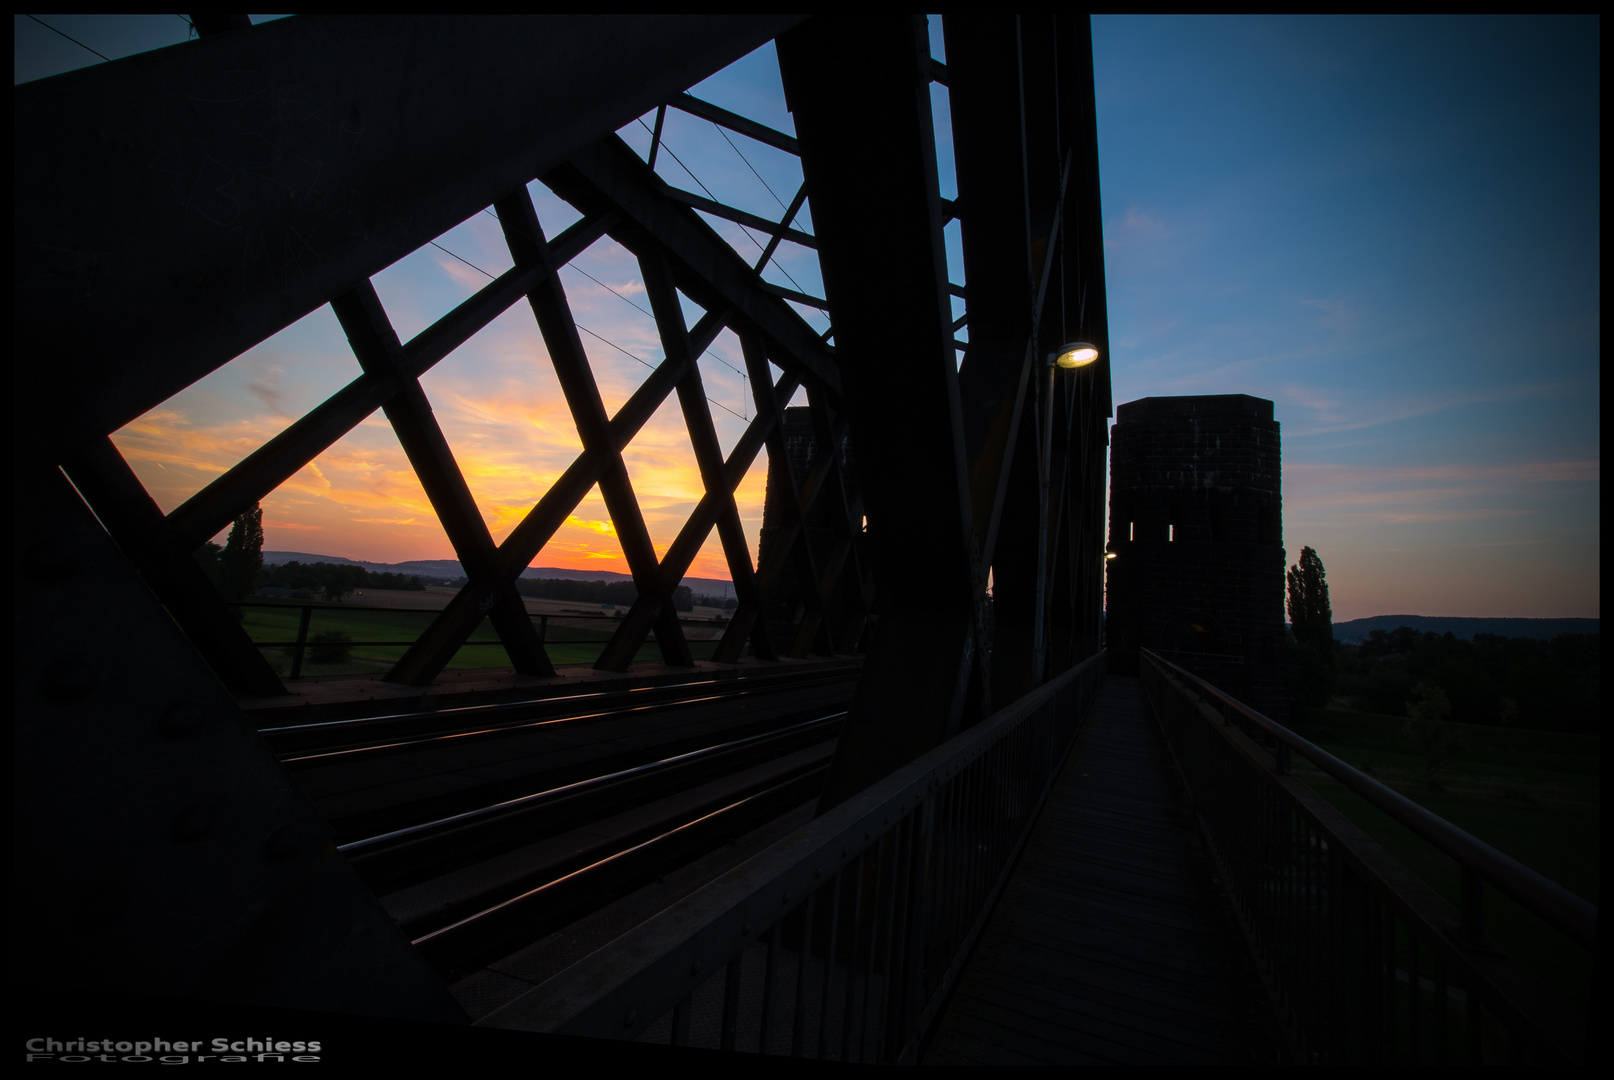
[237,602,730,676]
[1288,708,1598,1016]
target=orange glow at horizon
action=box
[112,380,767,583]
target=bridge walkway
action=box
[922,675,1284,1065]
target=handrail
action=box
[477,650,1107,1059]
[1140,648,1588,1064]
[1141,649,1596,951]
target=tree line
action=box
[196,505,718,615]
[514,576,695,612]
[1287,546,1600,735]
[194,507,427,602]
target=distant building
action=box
[1106,394,1287,721]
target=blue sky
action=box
[16,15,1600,618]
[1093,15,1599,619]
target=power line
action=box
[25,14,111,62]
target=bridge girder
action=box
[14,13,1109,1018]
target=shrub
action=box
[308,629,353,665]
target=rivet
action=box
[691,960,702,975]
[172,804,215,843]
[624,1010,638,1027]
[742,920,752,936]
[27,539,78,583]
[78,880,127,927]
[41,656,95,702]
[159,702,204,739]
[263,825,297,862]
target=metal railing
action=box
[1139,648,1592,1065]
[477,650,1107,1060]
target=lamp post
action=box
[1031,342,1102,681]
[1053,341,1100,369]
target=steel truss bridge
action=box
[14,14,1589,1065]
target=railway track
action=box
[268,665,858,978]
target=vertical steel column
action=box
[781,14,980,811]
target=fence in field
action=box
[1138,648,1593,1065]
[226,601,743,677]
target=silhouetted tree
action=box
[219,505,264,603]
[1287,546,1333,653]
[193,541,224,592]
[322,563,367,602]
[1287,546,1335,713]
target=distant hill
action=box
[1332,615,1599,643]
[261,552,736,599]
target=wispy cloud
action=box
[248,380,289,416]
[1295,294,1360,333]
[1285,459,1597,528]
[1280,381,1578,437]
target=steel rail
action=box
[408,761,835,969]
[1142,649,1596,951]
[477,650,1107,1054]
[340,710,846,858]
[260,663,855,739]
[267,668,859,762]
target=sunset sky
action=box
[16,15,1600,620]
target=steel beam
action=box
[332,281,554,679]
[15,461,462,1020]
[592,251,770,671]
[62,439,287,698]
[496,190,693,671]
[779,15,980,810]
[661,186,818,249]
[543,137,843,396]
[383,344,698,684]
[670,92,801,156]
[164,211,612,551]
[15,14,806,467]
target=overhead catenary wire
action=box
[423,239,749,424]
[713,123,789,213]
[25,14,111,61]
[478,206,751,395]
[636,116,814,301]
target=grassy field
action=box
[1288,707,1598,1016]
[236,595,735,676]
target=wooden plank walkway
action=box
[922,675,1282,1065]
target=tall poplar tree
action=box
[219,504,265,603]
[1287,546,1335,711]
[1286,546,1333,652]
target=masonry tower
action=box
[1106,394,1287,720]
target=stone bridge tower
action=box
[1106,394,1287,721]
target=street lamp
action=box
[1053,341,1100,369]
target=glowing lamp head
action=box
[1054,342,1100,369]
